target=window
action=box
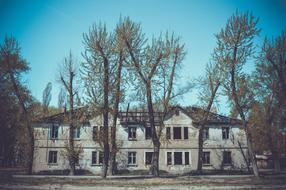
[174,152,183,165]
[50,125,59,139]
[223,151,232,165]
[167,152,172,165]
[92,126,98,141]
[128,127,136,140]
[48,151,57,164]
[92,151,97,165]
[73,127,80,139]
[145,152,153,165]
[202,127,209,140]
[185,152,189,165]
[166,127,171,139]
[184,127,189,139]
[222,127,229,139]
[93,126,103,141]
[173,127,181,139]
[99,151,103,164]
[128,152,136,165]
[203,152,210,165]
[91,151,103,165]
[145,127,152,139]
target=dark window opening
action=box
[166,127,171,139]
[222,127,229,139]
[184,127,189,139]
[99,151,103,164]
[145,127,152,139]
[167,152,172,165]
[145,152,153,165]
[203,152,210,165]
[202,127,209,140]
[50,125,59,139]
[185,152,189,165]
[92,126,98,141]
[92,151,97,165]
[174,152,183,165]
[48,151,57,164]
[173,127,181,139]
[223,151,231,165]
[128,127,137,140]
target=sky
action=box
[1,0,286,115]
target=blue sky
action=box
[1,0,286,115]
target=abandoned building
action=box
[32,106,248,174]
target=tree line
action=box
[0,11,285,178]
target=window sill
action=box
[48,163,58,166]
[91,164,102,166]
[127,164,138,167]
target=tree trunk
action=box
[68,75,76,176]
[101,57,110,178]
[237,140,251,172]
[197,127,203,173]
[108,52,123,175]
[146,81,160,177]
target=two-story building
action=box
[32,106,249,174]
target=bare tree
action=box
[213,11,260,177]
[196,61,222,173]
[82,22,128,177]
[42,82,52,116]
[0,36,34,174]
[119,17,186,176]
[251,30,286,172]
[58,51,79,175]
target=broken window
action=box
[73,127,81,139]
[128,152,136,165]
[202,151,210,165]
[223,151,231,165]
[128,127,137,140]
[185,152,189,165]
[145,127,152,139]
[145,152,153,165]
[173,127,181,139]
[222,127,229,139]
[91,151,97,165]
[167,152,172,165]
[184,127,189,139]
[166,127,171,139]
[48,151,57,164]
[202,127,209,140]
[50,125,58,139]
[174,152,182,165]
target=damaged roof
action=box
[34,105,242,126]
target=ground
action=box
[1,173,286,190]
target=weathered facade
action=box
[32,106,248,174]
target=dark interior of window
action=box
[184,127,188,139]
[145,127,152,139]
[166,127,171,139]
[167,152,172,165]
[174,152,182,165]
[145,152,153,165]
[185,152,189,165]
[173,127,181,139]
